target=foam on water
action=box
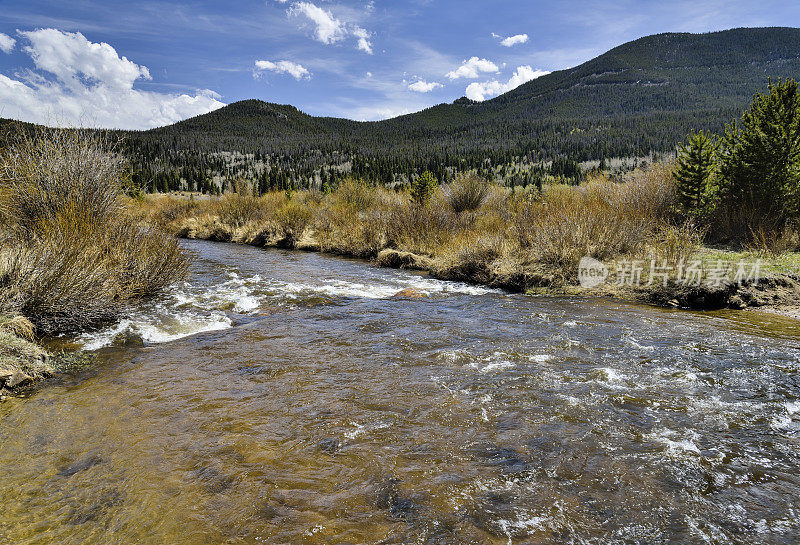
[647,429,701,456]
[280,273,497,300]
[78,252,500,349]
[770,400,800,433]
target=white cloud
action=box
[0,33,15,54]
[408,80,441,93]
[465,65,550,101]
[446,57,499,80]
[289,1,346,44]
[500,33,529,47]
[254,59,311,80]
[287,2,374,53]
[0,29,224,130]
[353,26,373,54]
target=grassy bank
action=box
[134,164,800,314]
[0,127,189,390]
[136,167,673,282]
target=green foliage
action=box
[673,129,717,217]
[716,79,800,233]
[411,171,437,206]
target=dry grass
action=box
[442,174,490,215]
[0,127,189,335]
[0,315,35,342]
[141,165,692,290]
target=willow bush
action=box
[0,127,189,335]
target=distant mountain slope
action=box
[139,28,800,161]
[3,27,799,187]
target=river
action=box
[1,239,799,544]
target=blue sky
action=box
[1,0,799,129]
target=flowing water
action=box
[2,239,800,544]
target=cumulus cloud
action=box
[500,33,529,47]
[0,29,224,130]
[254,59,311,80]
[465,65,550,101]
[352,26,373,54]
[446,57,499,80]
[289,1,346,44]
[287,1,374,53]
[0,32,15,54]
[408,80,441,93]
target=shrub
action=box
[513,174,674,278]
[442,174,490,215]
[216,189,267,228]
[386,195,459,256]
[274,200,314,248]
[315,184,397,257]
[648,222,703,264]
[0,128,124,236]
[0,127,189,335]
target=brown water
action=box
[2,239,800,544]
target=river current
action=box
[1,239,799,544]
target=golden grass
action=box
[147,165,696,290]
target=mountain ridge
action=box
[4,27,800,189]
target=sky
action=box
[1,0,799,130]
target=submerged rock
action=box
[392,288,427,299]
[376,476,420,521]
[318,438,341,453]
[57,454,103,477]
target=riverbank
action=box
[131,170,800,316]
[163,204,800,316]
[0,316,51,400]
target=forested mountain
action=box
[5,27,800,192]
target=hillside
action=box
[5,27,800,190]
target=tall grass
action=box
[0,127,189,335]
[148,164,692,290]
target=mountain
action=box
[6,27,800,189]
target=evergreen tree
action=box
[673,129,717,217]
[717,79,800,226]
[411,171,437,206]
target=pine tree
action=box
[717,79,800,226]
[673,129,717,217]
[411,171,437,206]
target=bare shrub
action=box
[0,128,125,236]
[514,176,670,277]
[435,232,509,282]
[0,127,189,335]
[275,200,314,248]
[216,190,268,228]
[386,196,461,256]
[442,174,490,215]
[648,222,704,264]
[140,195,201,229]
[331,178,376,210]
[748,225,800,254]
[614,163,677,220]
